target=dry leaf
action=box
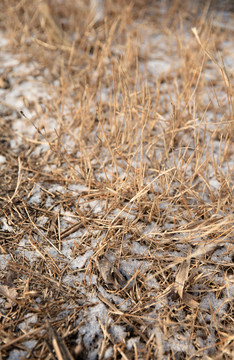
[0,285,18,308]
[97,256,127,290]
[174,257,190,298]
[0,75,10,89]
[98,257,115,285]
[182,293,199,309]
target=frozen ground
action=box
[0,1,233,359]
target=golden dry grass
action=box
[0,0,233,359]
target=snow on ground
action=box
[0,3,233,359]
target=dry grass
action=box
[0,0,233,359]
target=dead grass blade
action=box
[47,322,74,360]
[174,255,191,299]
[0,1,233,359]
[8,156,22,202]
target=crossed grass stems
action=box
[0,0,233,359]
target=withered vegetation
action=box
[0,0,233,359]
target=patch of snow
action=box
[0,36,8,47]
[17,237,28,247]
[62,274,79,287]
[0,254,11,270]
[60,210,77,223]
[200,293,229,316]
[110,207,137,221]
[0,155,6,163]
[32,143,50,156]
[0,54,19,67]
[7,350,28,360]
[211,245,233,263]
[142,222,158,236]
[146,277,160,290]
[22,340,37,349]
[120,258,150,276]
[91,234,103,247]
[164,332,196,353]
[61,239,76,259]
[104,346,113,359]
[37,216,48,227]
[73,272,98,287]
[48,184,66,194]
[44,246,59,258]
[110,324,127,341]
[148,59,171,76]
[21,251,40,264]
[78,302,108,350]
[209,179,220,189]
[45,196,53,208]
[27,184,42,204]
[68,183,89,192]
[0,218,14,232]
[98,286,131,311]
[131,241,148,255]
[18,313,38,333]
[70,250,93,269]
[126,337,139,350]
[82,199,105,214]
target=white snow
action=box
[104,347,113,358]
[126,337,139,350]
[0,218,14,232]
[18,313,38,333]
[70,250,94,269]
[148,59,171,76]
[110,324,127,341]
[0,155,6,163]
[22,340,37,349]
[0,254,11,270]
[0,5,233,359]
[68,183,89,192]
[130,241,148,255]
[78,302,108,348]
[7,350,28,360]
[27,184,42,204]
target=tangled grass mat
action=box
[0,1,233,359]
